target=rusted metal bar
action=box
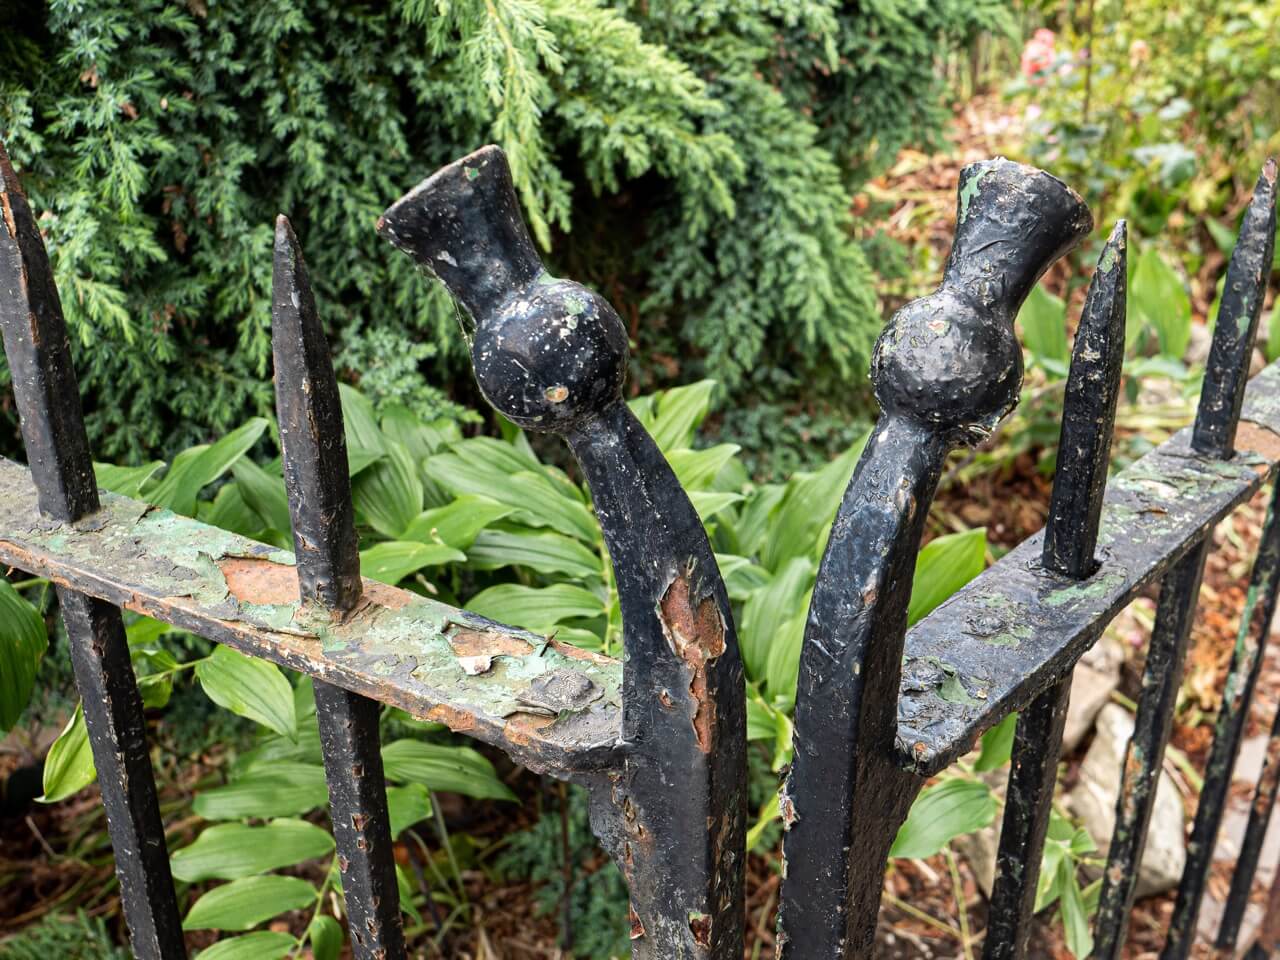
[0,143,186,958]
[377,146,746,959]
[272,217,406,959]
[777,159,1092,959]
[985,221,1127,960]
[0,458,622,773]
[896,365,1280,777]
[1219,685,1280,950]
[1162,158,1279,960]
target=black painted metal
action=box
[778,158,1092,959]
[3,137,1280,960]
[378,146,746,959]
[985,222,1127,960]
[272,217,407,960]
[1161,159,1280,960]
[0,142,187,958]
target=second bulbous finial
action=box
[377,146,628,432]
[871,158,1093,441]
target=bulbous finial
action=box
[378,146,628,431]
[871,158,1092,441]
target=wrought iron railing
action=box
[1,139,1278,959]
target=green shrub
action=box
[1,0,1010,461]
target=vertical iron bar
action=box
[1218,687,1280,950]
[1091,541,1208,959]
[984,222,1127,960]
[273,217,406,960]
[0,143,186,957]
[1162,158,1279,960]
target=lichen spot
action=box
[657,572,727,753]
[544,384,569,403]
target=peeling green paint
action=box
[958,167,991,222]
[1042,570,1126,608]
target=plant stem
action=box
[946,847,975,960]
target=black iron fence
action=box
[1,139,1278,959]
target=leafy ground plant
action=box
[1,378,1095,955]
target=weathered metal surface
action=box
[0,457,623,775]
[985,222,1128,960]
[778,158,1092,959]
[896,364,1280,777]
[378,145,746,960]
[1192,160,1278,458]
[0,141,187,959]
[273,217,406,959]
[1163,486,1280,960]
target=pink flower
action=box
[1021,29,1056,84]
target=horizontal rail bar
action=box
[898,360,1280,776]
[0,458,621,776]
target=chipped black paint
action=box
[0,142,186,959]
[986,223,1127,960]
[379,146,745,960]
[272,218,406,960]
[779,158,1091,959]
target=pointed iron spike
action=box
[1192,157,1278,459]
[1042,220,1128,580]
[0,141,99,522]
[272,214,361,612]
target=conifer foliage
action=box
[1,0,1010,460]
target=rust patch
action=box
[657,572,727,753]
[447,628,534,658]
[1235,420,1280,471]
[219,556,300,605]
[502,712,556,748]
[423,703,478,733]
[689,912,712,949]
[629,904,645,940]
[362,579,411,610]
[779,787,799,828]
[548,638,615,667]
[0,186,17,241]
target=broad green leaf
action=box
[733,484,786,558]
[94,460,163,497]
[308,915,343,960]
[170,819,335,882]
[196,646,297,740]
[195,932,297,960]
[201,483,267,540]
[39,703,96,802]
[451,437,583,502]
[715,554,772,601]
[974,712,1017,772]
[763,609,810,706]
[403,496,514,550]
[148,418,269,516]
[233,725,324,774]
[338,384,385,458]
[689,491,744,522]
[908,529,986,625]
[465,529,600,578]
[890,778,998,859]
[1017,284,1069,370]
[354,441,423,539]
[424,454,597,542]
[358,541,464,585]
[138,673,174,709]
[386,783,433,839]
[1131,248,1192,359]
[381,740,517,801]
[763,435,867,571]
[1205,216,1236,256]
[747,793,780,852]
[666,444,740,491]
[1267,297,1280,364]
[746,695,776,741]
[466,583,604,633]
[1057,857,1094,958]
[0,579,47,731]
[230,458,291,535]
[193,763,328,820]
[182,875,317,931]
[739,557,814,682]
[646,380,716,451]
[381,403,460,461]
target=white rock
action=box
[1068,703,1186,898]
[1062,632,1125,753]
